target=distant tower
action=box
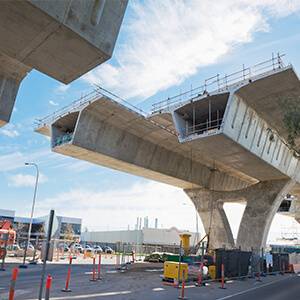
[139,217,142,230]
[155,218,158,229]
[135,217,139,230]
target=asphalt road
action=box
[217,275,300,300]
[0,263,299,300]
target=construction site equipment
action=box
[272,253,289,272]
[0,220,16,247]
[191,234,209,255]
[0,220,16,262]
[208,265,216,279]
[179,233,191,256]
[164,261,188,282]
[216,249,251,279]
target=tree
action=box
[281,96,300,155]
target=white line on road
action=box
[152,287,165,291]
[185,285,196,289]
[25,290,131,300]
[216,276,293,300]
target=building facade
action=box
[0,209,82,241]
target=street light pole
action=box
[19,162,39,268]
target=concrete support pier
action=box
[186,179,294,251]
[185,189,235,250]
[0,53,30,126]
[236,180,294,251]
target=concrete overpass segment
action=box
[36,55,300,251]
[0,0,128,127]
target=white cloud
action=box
[49,100,59,106]
[83,0,300,100]
[55,83,70,94]
[0,124,19,138]
[8,173,48,187]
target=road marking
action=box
[25,291,131,300]
[152,287,165,291]
[185,285,196,289]
[216,276,293,300]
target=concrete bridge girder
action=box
[185,179,295,251]
[0,0,128,126]
[173,67,300,184]
[49,98,249,191]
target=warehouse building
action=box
[81,227,201,253]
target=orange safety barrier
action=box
[197,262,203,287]
[219,264,226,289]
[62,256,73,292]
[97,254,102,280]
[178,270,187,299]
[90,257,97,282]
[9,268,19,300]
[45,275,52,300]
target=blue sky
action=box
[1,1,300,241]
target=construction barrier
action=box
[90,256,97,282]
[8,268,19,300]
[197,262,203,287]
[45,275,52,300]
[62,256,73,292]
[219,264,226,289]
[178,270,187,300]
[97,254,102,280]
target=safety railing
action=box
[186,118,223,136]
[35,86,147,129]
[152,53,286,113]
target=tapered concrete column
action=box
[186,179,294,251]
[236,179,294,251]
[0,53,30,127]
[185,189,235,250]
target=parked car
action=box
[103,246,114,254]
[93,245,103,253]
[58,243,70,252]
[20,242,34,250]
[7,244,34,257]
[83,245,93,252]
[71,243,83,253]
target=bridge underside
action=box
[0,0,128,126]
[36,65,300,250]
